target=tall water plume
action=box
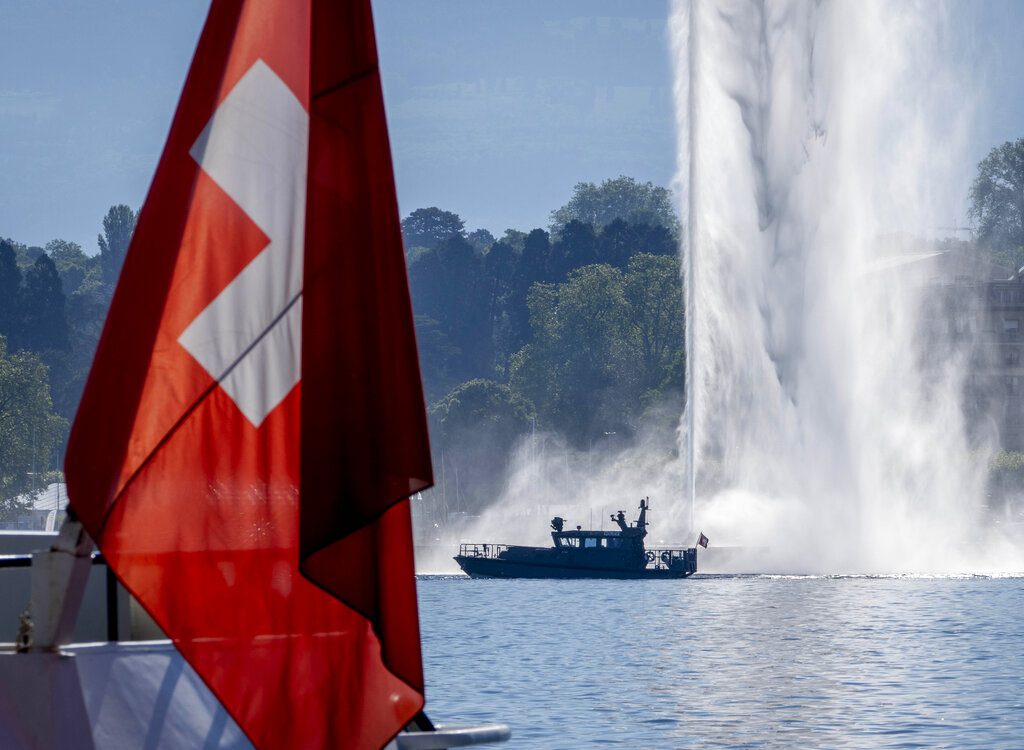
[672,0,1022,572]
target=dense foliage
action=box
[0,205,135,516]
[969,139,1024,254]
[401,207,465,253]
[548,176,680,240]
[0,337,67,517]
[509,256,683,442]
[5,139,1022,518]
[407,178,685,511]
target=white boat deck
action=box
[0,529,508,749]
[0,641,250,749]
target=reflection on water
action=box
[419,576,1024,748]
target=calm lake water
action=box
[418,575,1024,749]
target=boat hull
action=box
[454,555,695,579]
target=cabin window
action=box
[584,538,598,548]
[607,538,622,549]
[1004,319,1019,334]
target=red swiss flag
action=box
[64,1,433,748]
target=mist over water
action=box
[674,0,1022,573]
[418,418,694,573]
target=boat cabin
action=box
[551,530,635,550]
[549,497,649,549]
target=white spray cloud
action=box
[447,423,692,563]
[674,0,1023,573]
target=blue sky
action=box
[1,1,1022,253]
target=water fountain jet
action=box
[672,0,1023,573]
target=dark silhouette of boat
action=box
[454,498,697,579]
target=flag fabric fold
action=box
[64,1,432,748]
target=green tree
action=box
[482,240,522,370]
[414,315,462,402]
[466,228,496,253]
[45,239,90,295]
[48,226,111,424]
[595,218,639,268]
[14,244,45,270]
[429,379,534,512]
[401,207,465,251]
[509,256,684,444]
[19,255,68,352]
[51,287,109,423]
[969,139,1024,251]
[0,337,68,517]
[549,176,680,239]
[499,228,527,252]
[510,265,633,442]
[622,254,684,395]
[483,240,518,292]
[491,229,551,358]
[551,220,597,279]
[98,204,138,285]
[520,228,550,283]
[593,219,678,269]
[0,240,21,344]
[408,235,492,381]
[431,379,534,444]
[638,223,677,257]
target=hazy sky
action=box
[1,1,1022,253]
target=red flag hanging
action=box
[64,1,432,748]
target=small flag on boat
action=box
[64,1,432,748]
[698,532,710,548]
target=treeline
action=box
[968,137,1024,268]
[0,176,685,517]
[7,134,1018,519]
[408,176,686,512]
[417,135,1024,513]
[0,206,136,511]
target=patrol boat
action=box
[454,498,697,579]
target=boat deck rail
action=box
[0,551,124,641]
[458,543,695,570]
[458,543,509,560]
[646,547,696,570]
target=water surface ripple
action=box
[418,576,1024,748]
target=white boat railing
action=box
[0,520,510,749]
